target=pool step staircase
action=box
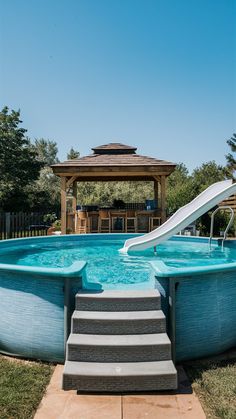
[62,290,177,392]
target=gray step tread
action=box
[76,289,160,299]
[67,333,170,346]
[72,310,165,321]
[63,360,177,377]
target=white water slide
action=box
[120,179,236,253]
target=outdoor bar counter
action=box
[67,207,161,234]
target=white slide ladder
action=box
[120,179,236,253]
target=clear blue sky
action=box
[0,0,235,171]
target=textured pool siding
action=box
[0,270,65,361]
[153,249,236,362]
[175,271,236,361]
[0,261,84,362]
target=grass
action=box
[0,355,54,419]
[185,356,236,419]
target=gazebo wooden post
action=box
[160,175,167,223]
[72,181,77,233]
[72,181,77,212]
[153,178,159,206]
[61,177,67,234]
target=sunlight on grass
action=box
[185,358,236,419]
[0,355,54,419]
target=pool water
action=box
[0,237,236,289]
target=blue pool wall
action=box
[0,235,91,362]
[152,238,236,362]
[0,265,84,362]
[175,271,236,361]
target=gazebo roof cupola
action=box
[92,143,137,155]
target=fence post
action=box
[5,212,11,239]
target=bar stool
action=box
[125,210,137,233]
[98,209,111,233]
[89,212,99,233]
[110,211,126,232]
[76,211,90,234]
[136,211,149,233]
[149,216,161,232]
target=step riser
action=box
[63,289,177,392]
[72,318,166,335]
[62,374,178,392]
[75,298,161,312]
[67,344,171,363]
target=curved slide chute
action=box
[120,179,236,253]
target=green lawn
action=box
[0,355,54,419]
[185,357,236,419]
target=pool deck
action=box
[34,365,206,419]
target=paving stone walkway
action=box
[34,365,206,419]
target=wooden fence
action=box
[0,212,51,240]
[219,195,236,212]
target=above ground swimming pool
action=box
[0,234,236,362]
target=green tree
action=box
[225,133,236,177]
[0,107,42,211]
[34,138,59,165]
[191,161,227,235]
[77,181,153,207]
[167,163,193,214]
[29,167,61,212]
[67,147,80,159]
[192,161,226,195]
[30,138,61,212]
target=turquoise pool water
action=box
[0,236,236,289]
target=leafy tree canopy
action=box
[30,139,61,212]
[225,133,236,177]
[167,163,189,187]
[33,138,59,166]
[167,163,194,214]
[192,161,226,195]
[0,107,42,187]
[77,181,153,207]
[67,147,80,160]
[0,107,42,210]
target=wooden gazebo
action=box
[51,143,176,234]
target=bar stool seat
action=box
[98,210,111,233]
[110,211,126,232]
[89,212,99,233]
[125,210,137,233]
[149,216,161,232]
[136,211,149,233]
[76,211,91,234]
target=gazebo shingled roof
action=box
[51,142,176,233]
[52,142,176,175]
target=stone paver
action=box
[122,366,205,419]
[34,365,121,419]
[34,365,206,419]
[123,392,205,419]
